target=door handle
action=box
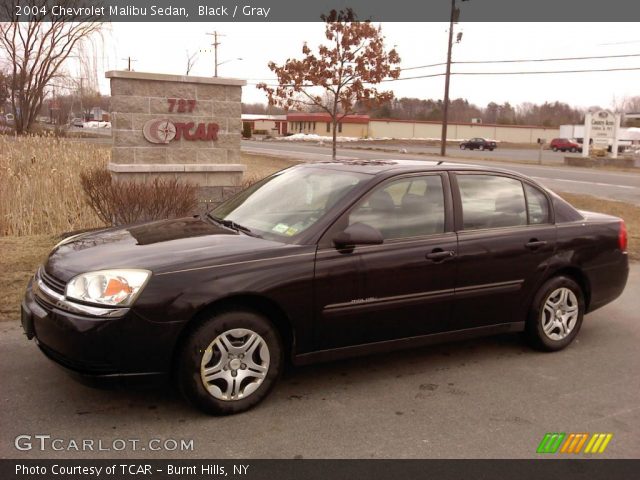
[525,239,547,250]
[426,249,455,261]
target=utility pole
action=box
[206,31,225,77]
[440,0,457,157]
[122,57,137,71]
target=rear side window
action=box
[457,175,527,230]
[524,183,550,224]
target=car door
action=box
[313,172,457,350]
[450,172,557,330]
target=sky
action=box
[83,22,640,110]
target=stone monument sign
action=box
[106,70,246,204]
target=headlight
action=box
[65,269,151,307]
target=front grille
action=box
[34,293,54,313]
[39,268,66,295]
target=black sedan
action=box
[22,160,629,415]
[460,137,497,151]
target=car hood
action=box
[45,217,287,281]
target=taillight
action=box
[619,220,628,252]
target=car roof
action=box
[296,159,519,176]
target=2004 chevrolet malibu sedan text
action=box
[21,160,629,415]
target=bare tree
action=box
[185,50,198,76]
[0,1,103,134]
[258,8,400,159]
[0,70,9,108]
[624,96,640,113]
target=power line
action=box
[247,66,640,87]
[450,66,640,76]
[599,40,640,46]
[387,66,640,82]
[403,52,640,71]
[458,53,640,64]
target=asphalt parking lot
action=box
[1,265,638,460]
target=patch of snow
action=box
[282,133,360,142]
[84,121,111,129]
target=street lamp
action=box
[217,57,243,68]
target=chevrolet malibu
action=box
[22,160,629,415]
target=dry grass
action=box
[0,235,55,322]
[0,135,109,236]
[241,152,300,180]
[558,192,640,261]
[0,136,299,237]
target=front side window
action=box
[213,167,369,241]
[348,175,445,240]
[458,175,527,230]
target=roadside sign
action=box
[590,110,615,140]
[582,110,621,159]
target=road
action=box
[243,141,640,205]
[1,266,638,459]
[343,141,582,165]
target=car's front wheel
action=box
[177,308,283,415]
[526,276,585,351]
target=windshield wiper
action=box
[206,214,261,238]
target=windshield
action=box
[211,166,369,241]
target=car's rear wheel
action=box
[460,144,466,150]
[552,147,558,152]
[177,308,283,415]
[526,276,585,351]
[570,147,577,153]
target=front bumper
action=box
[21,269,183,378]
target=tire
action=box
[460,144,466,150]
[177,308,283,415]
[552,147,558,152]
[526,276,585,352]
[570,147,577,153]
[479,145,485,151]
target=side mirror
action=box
[333,222,384,249]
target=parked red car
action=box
[550,138,582,153]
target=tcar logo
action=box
[142,119,219,144]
